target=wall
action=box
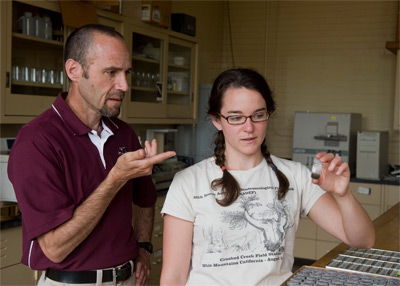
[221,1,268,73]
[222,1,399,165]
[171,1,224,84]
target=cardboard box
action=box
[90,0,122,14]
[171,13,196,37]
[59,1,98,29]
[141,1,171,29]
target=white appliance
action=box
[292,112,362,174]
[0,154,17,202]
[356,131,388,180]
[0,137,17,202]
[146,129,178,155]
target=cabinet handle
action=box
[153,232,163,238]
[152,259,162,265]
[358,187,371,195]
[156,82,163,102]
[6,72,10,88]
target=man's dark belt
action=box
[45,260,134,284]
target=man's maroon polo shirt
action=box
[8,92,157,271]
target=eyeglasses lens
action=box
[227,112,269,125]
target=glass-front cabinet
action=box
[166,37,197,119]
[127,26,167,119]
[1,1,198,124]
[1,0,66,123]
[126,24,198,123]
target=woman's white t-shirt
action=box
[161,155,325,285]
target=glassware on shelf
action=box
[146,72,152,88]
[47,70,54,84]
[41,69,47,83]
[57,71,64,85]
[134,71,141,86]
[17,12,34,36]
[167,77,172,91]
[35,69,42,83]
[30,67,37,82]
[12,66,20,81]
[22,66,29,82]
[33,12,45,38]
[43,16,52,40]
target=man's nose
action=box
[116,73,129,91]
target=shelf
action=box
[12,32,63,47]
[168,63,190,70]
[131,86,157,92]
[132,55,160,64]
[12,80,63,89]
[167,90,188,95]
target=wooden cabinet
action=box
[394,51,399,130]
[294,217,341,260]
[349,182,383,220]
[1,0,65,124]
[0,226,38,285]
[294,218,316,260]
[126,26,167,120]
[383,184,400,211]
[166,37,198,121]
[1,1,199,125]
[125,24,198,124]
[294,182,399,260]
[149,194,166,286]
[294,238,316,260]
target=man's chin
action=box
[101,108,121,118]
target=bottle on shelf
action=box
[43,16,52,40]
[17,14,25,34]
[167,77,172,91]
[33,12,44,38]
[17,12,34,36]
[33,12,45,38]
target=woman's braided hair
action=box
[208,68,289,206]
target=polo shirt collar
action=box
[52,92,120,136]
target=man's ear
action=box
[64,59,82,82]
[211,116,223,131]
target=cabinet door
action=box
[294,238,316,260]
[349,182,382,220]
[149,249,162,285]
[0,1,6,115]
[1,227,22,268]
[166,37,198,120]
[126,25,167,119]
[384,184,400,211]
[394,51,399,130]
[2,1,65,123]
[1,263,37,286]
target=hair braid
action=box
[211,131,241,206]
[261,141,289,200]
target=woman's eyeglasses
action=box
[218,111,270,125]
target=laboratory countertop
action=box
[312,202,400,268]
[0,215,21,230]
[350,176,400,186]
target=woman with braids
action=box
[160,68,375,285]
